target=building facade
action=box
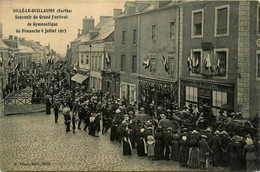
[179,1,260,117]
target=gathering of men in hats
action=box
[23,61,259,171]
[48,80,259,171]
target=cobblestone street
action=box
[0,110,195,171]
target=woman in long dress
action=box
[179,136,189,167]
[122,127,132,155]
[243,138,258,171]
[187,131,200,168]
[136,128,147,156]
[147,135,155,160]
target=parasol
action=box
[158,118,175,129]
[133,113,150,122]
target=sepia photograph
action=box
[0,0,259,171]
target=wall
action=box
[139,6,178,81]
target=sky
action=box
[0,0,126,55]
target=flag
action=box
[205,53,211,70]
[195,58,199,67]
[216,58,220,69]
[105,53,110,64]
[161,53,169,73]
[191,55,195,67]
[143,53,150,69]
[187,56,192,71]
[14,63,20,71]
[0,58,2,67]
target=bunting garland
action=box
[161,53,169,73]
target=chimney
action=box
[82,16,95,34]
[125,2,136,15]
[78,29,81,37]
[0,23,2,39]
[89,28,100,39]
[35,41,40,45]
[100,16,111,21]
[14,36,18,41]
[9,35,13,40]
[113,9,122,18]
[67,44,69,50]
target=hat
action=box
[116,109,121,113]
[167,127,173,131]
[128,111,133,114]
[166,109,171,112]
[232,135,243,142]
[201,135,207,139]
[140,107,144,111]
[245,138,253,145]
[147,127,153,130]
[140,128,145,133]
[215,130,220,135]
[192,130,197,134]
[205,128,212,132]
[160,114,166,119]
[147,135,155,144]
[182,136,187,141]
[183,128,188,132]
[221,131,228,135]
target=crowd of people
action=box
[47,84,259,171]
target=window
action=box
[215,5,229,36]
[185,86,198,107]
[99,55,102,70]
[168,55,175,75]
[192,9,204,38]
[120,82,136,104]
[121,54,125,71]
[170,21,175,38]
[149,54,156,73]
[191,50,202,74]
[152,25,156,40]
[86,53,89,64]
[257,51,260,80]
[212,90,227,116]
[80,54,84,64]
[214,49,228,77]
[122,31,125,45]
[258,5,260,35]
[132,55,137,73]
[133,29,137,44]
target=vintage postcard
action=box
[0,0,259,171]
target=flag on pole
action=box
[187,56,192,71]
[105,53,110,64]
[143,53,150,69]
[161,53,169,73]
[205,53,211,70]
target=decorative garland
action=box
[139,80,176,93]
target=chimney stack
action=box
[113,9,122,18]
[82,16,95,34]
[67,44,69,50]
[0,23,2,39]
[14,36,18,41]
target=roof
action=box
[80,16,114,43]
[72,34,86,43]
[18,44,35,53]
[0,39,9,49]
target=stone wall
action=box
[237,1,250,117]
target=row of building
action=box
[66,0,260,118]
[0,23,58,96]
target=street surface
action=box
[0,108,223,171]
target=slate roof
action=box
[0,39,9,49]
[80,16,114,43]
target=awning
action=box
[71,74,89,84]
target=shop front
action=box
[180,77,235,115]
[101,70,120,98]
[71,70,89,90]
[138,76,178,111]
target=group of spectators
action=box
[48,85,259,171]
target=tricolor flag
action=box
[205,53,211,70]
[105,53,110,64]
[143,53,150,69]
[187,56,192,71]
[161,53,169,73]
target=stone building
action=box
[179,1,260,117]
